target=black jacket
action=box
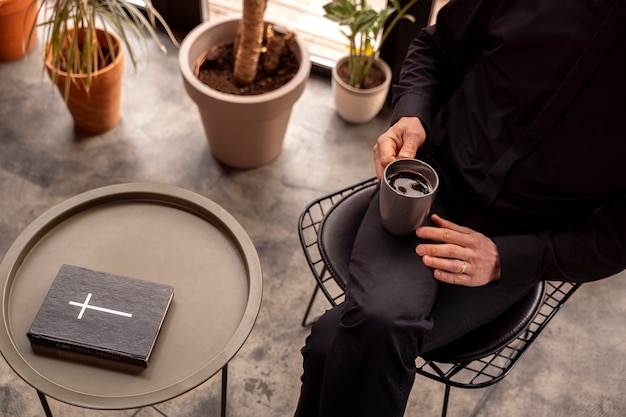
[391,0,626,285]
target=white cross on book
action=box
[69,293,133,319]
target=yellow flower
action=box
[346,45,374,56]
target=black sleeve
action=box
[391,0,503,130]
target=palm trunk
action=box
[233,0,267,85]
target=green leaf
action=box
[323,0,419,88]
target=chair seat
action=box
[421,281,545,363]
[317,181,546,364]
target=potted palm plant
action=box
[323,0,417,123]
[31,0,177,133]
[179,0,311,169]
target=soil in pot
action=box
[336,60,386,89]
[196,31,299,95]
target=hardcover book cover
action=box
[27,264,174,367]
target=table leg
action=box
[221,364,228,417]
[36,390,54,417]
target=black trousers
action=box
[294,191,536,417]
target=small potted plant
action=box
[323,0,417,123]
[179,0,311,169]
[30,0,177,133]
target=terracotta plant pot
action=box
[331,55,391,124]
[46,29,124,134]
[0,0,38,62]
[179,17,311,169]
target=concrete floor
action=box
[1,23,625,417]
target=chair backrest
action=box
[298,178,379,307]
[318,183,378,290]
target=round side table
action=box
[0,183,263,417]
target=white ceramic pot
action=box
[179,17,311,169]
[331,56,391,124]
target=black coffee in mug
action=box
[388,171,431,197]
[380,159,439,235]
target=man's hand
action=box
[373,117,427,179]
[415,214,501,286]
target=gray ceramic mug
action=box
[379,158,439,236]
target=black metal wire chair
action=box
[298,178,581,417]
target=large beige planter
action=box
[46,29,124,134]
[179,18,311,169]
[332,55,391,124]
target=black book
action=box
[27,264,174,367]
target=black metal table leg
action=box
[221,364,228,417]
[37,390,54,417]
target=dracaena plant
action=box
[28,0,177,100]
[323,0,417,89]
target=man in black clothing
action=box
[294,0,626,416]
